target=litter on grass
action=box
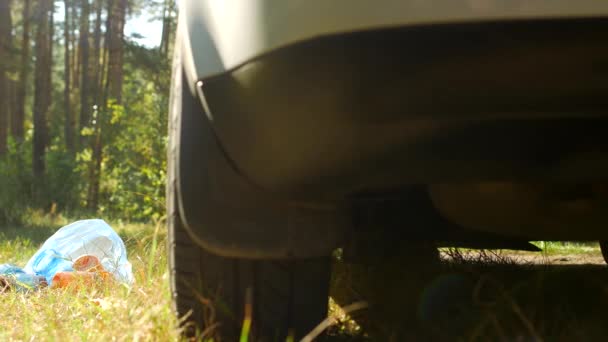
[0,219,134,292]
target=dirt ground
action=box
[504,252,605,265]
[329,247,608,341]
[447,248,607,266]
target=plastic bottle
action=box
[50,255,113,289]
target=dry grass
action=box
[330,246,608,341]
[0,212,180,341]
[3,212,608,341]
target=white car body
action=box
[179,0,608,84]
[173,0,608,246]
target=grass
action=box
[531,241,600,255]
[2,212,608,341]
[0,212,358,342]
[0,211,180,341]
[331,246,608,341]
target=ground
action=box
[329,244,608,341]
[0,212,179,341]
[1,213,608,341]
[503,252,605,265]
[502,242,604,265]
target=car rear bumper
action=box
[181,0,608,81]
[196,19,608,200]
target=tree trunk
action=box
[87,0,125,210]
[47,2,54,121]
[13,0,31,142]
[0,0,12,155]
[92,0,102,106]
[63,0,74,152]
[8,79,17,133]
[78,0,90,147]
[107,0,125,103]
[159,0,170,59]
[33,0,53,180]
[70,0,78,89]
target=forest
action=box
[0,0,176,224]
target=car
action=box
[168,1,608,339]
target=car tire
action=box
[167,202,331,340]
[167,65,331,341]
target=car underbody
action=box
[176,18,608,258]
[169,3,608,338]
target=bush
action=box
[0,140,33,224]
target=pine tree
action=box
[0,0,13,154]
[32,0,54,180]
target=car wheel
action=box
[167,65,331,340]
[167,201,331,340]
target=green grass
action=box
[531,241,600,255]
[2,212,607,341]
[438,241,601,256]
[0,212,180,341]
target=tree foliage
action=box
[0,0,175,224]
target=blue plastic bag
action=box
[0,264,47,291]
[0,219,134,290]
